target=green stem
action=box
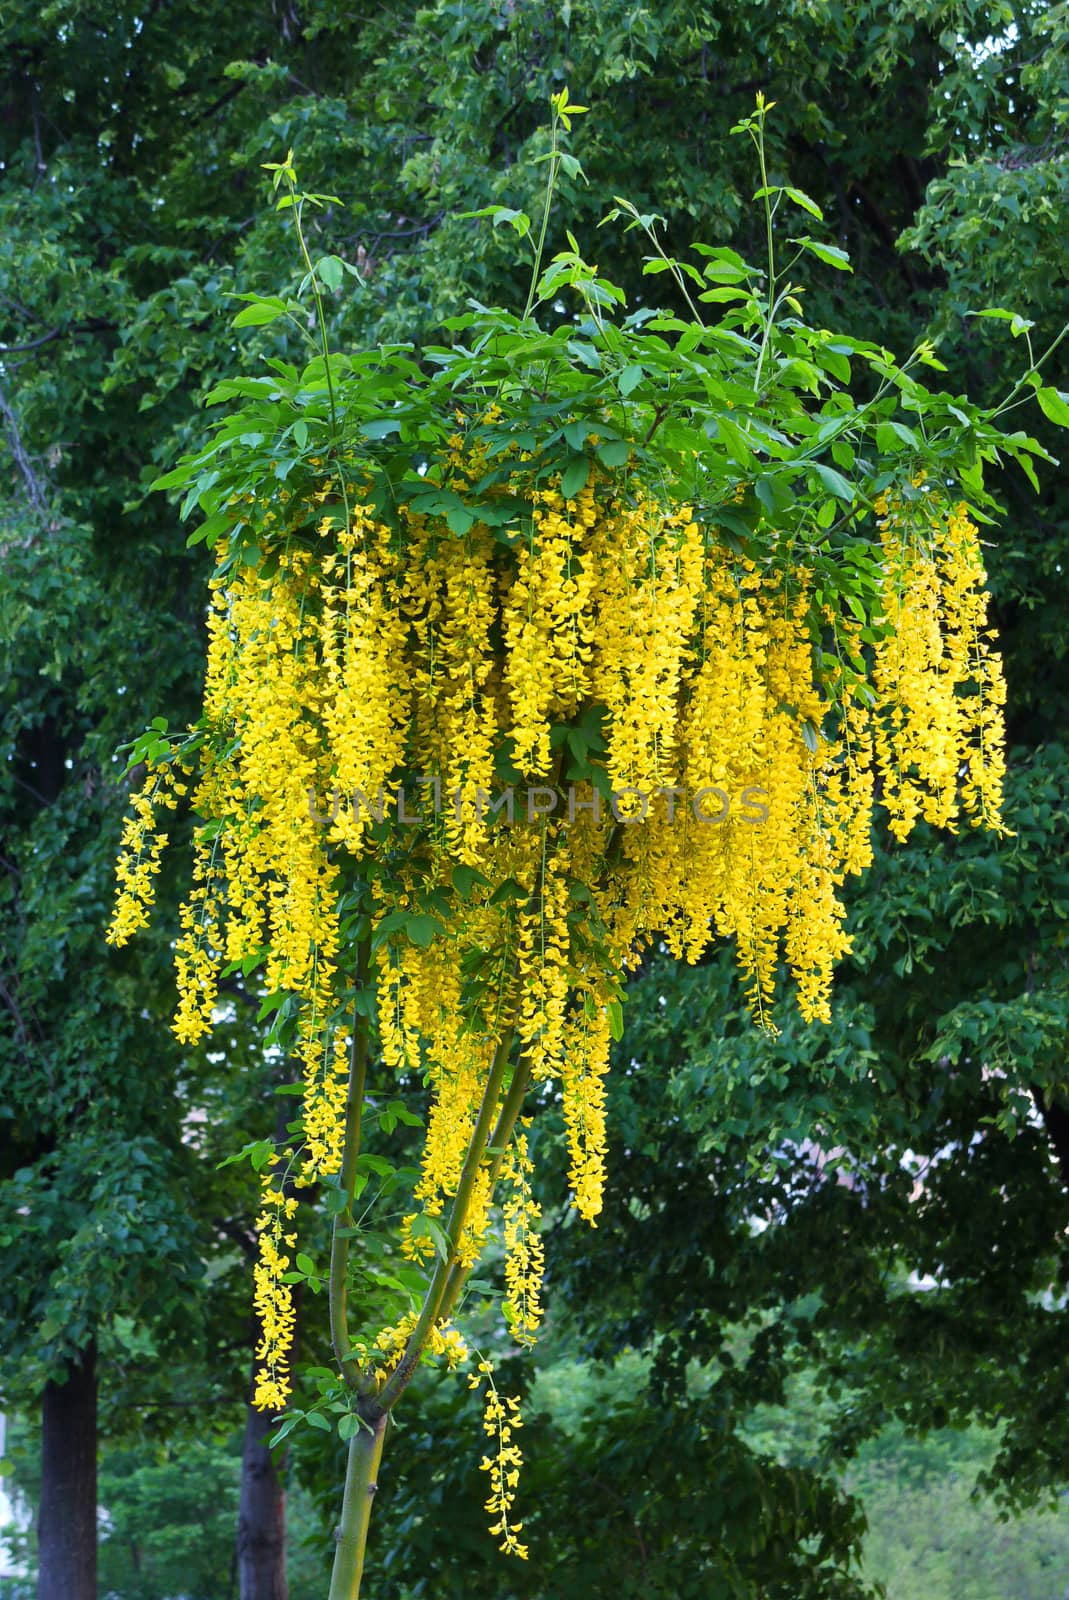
[523,112,561,322]
[327,1406,388,1600]
[646,223,705,326]
[285,178,338,432]
[324,989,520,1599]
[752,118,778,395]
[436,1050,534,1327]
[992,322,1069,419]
[330,940,371,1390]
[376,1014,518,1413]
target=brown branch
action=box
[0,328,65,356]
[0,318,115,357]
[0,382,47,519]
[643,403,669,446]
[0,973,35,1056]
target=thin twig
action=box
[0,381,48,521]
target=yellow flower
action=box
[109,458,1009,1434]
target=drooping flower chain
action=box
[107,460,1007,1475]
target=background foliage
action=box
[2,1,1069,1596]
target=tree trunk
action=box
[237,1401,288,1600]
[37,1342,96,1600]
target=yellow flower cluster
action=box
[469,1359,528,1560]
[561,996,612,1223]
[107,762,184,946]
[504,481,599,775]
[873,487,1008,840]
[374,1312,469,1375]
[252,1172,299,1415]
[500,1131,545,1346]
[107,456,1008,1436]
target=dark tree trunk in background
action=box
[1034,1090,1069,1190]
[238,1401,288,1600]
[37,1342,97,1600]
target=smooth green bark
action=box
[327,1409,388,1600]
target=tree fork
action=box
[376,1014,518,1414]
[326,970,523,1598]
[436,1051,534,1329]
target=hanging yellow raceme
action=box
[107,457,1008,1525]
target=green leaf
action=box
[358,1154,396,1178]
[268,1415,303,1447]
[446,505,475,535]
[295,1253,317,1277]
[232,297,289,327]
[489,877,524,906]
[1036,387,1069,430]
[387,1099,423,1127]
[453,864,491,899]
[811,462,855,503]
[257,991,287,1023]
[784,186,824,220]
[618,364,644,396]
[793,236,852,272]
[698,285,751,303]
[975,308,1034,338]
[316,254,345,291]
[754,473,792,516]
[458,205,530,237]
[561,455,590,499]
[409,1214,451,1262]
[405,913,439,948]
[304,1411,332,1432]
[597,438,630,468]
[875,420,919,453]
[217,1139,273,1172]
[149,462,197,492]
[187,508,230,549]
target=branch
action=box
[0,318,113,358]
[0,292,47,327]
[643,403,669,447]
[375,1010,519,1415]
[436,1049,535,1328]
[0,327,64,356]
[0,380,47,518]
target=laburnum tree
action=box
[105,90,1065,1597]
[6,3,1069,1598]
